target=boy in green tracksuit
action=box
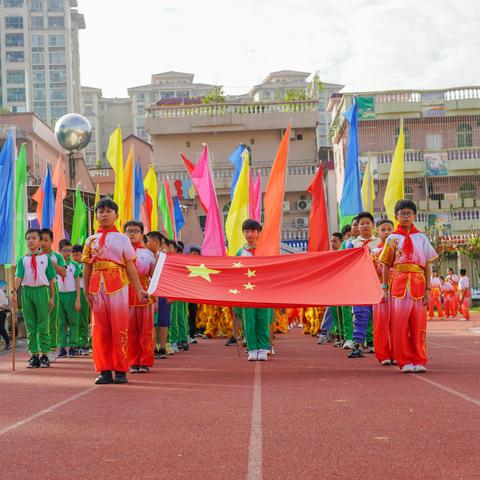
[57,240,81,358]
[12,229,56,368]
[40,228,66,362]
[72,244,91,354]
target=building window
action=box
[32,51,45,65]
[5,0,24,7]
[49,51,65,64]
[33,88,45,101]
[48,33,64,46]
[31,16,44,29]
[6,33,24,47]
[456,123,473,148]
[136,93,145,102]
[33,106,47,120]
[459,182,476,199]
[49,69,66,82]
[7,87,26,102]
[32,69,45,83]
[6,51,24,62]
[31,34,44,46]
[50,88,67,101]
[30,0,42,12]
[47,0,63,11]
[137,104,145,114]
[394,126,411,149]
[6,70,25,84]
[405,185,414,201]
[5,16,23,29]
[136,127,147,138]
[51,104,68,120]
[48,16,64,28]
[84,105,94,116]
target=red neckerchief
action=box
[360,238,373,247]
[244,244,256,256]
[393,224,420,260]
[30,253,38,282]
[132,242,143,251]
[97,226,119,248]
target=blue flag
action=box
[0,131,15,264]
[173,196,185,233]
[134,161,145,221]
[339,98,362,217]
[42,164,55,229]
[228,144,246,199]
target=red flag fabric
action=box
[52,154,66,250]
[307,164,329,252]
[180,152,208,213]
[148,247,382,308]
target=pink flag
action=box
[52,154,66,250]
[191,145,225,256]
[249,170,262,221]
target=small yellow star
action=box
[229,289,240,295]
[186,264,221,283]
[246,269,256,278]
[243,282,255,290]
[232,262,244,268]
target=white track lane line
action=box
[247,362,263,480]
[428,341,480,356]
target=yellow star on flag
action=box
[246,269,256,278]
[243,282,255,290]
[186,264,221,283]
[232,262,244,268]
[229,289,240,295]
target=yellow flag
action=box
[93,183,100,232]
[383,118,404,223]
[123,145,134,224]
[225,151,250,256]
[361,156,375,213]
[106,127,124,226]
[143,165,158,232]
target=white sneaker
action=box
[257,349,268,361]
[401,364,415,373]
[248,350,258,361]
[342,340,354,350]
[269,346,275,356]
[317,334,329,344]
[47,352,57,363]
[413,365,427,373]
[381,360,392,366]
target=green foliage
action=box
[283,89,307,101]
[201,86,226,104]
[308,72,324,99]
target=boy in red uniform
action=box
[428,269,444,319]
[82,199,148,385]
[379,200,437,373]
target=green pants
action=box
[242,308,272,352]
[58,292,80,348]
[22,286,51,354]
[48,284,59,350]
[366,317,373,345]
[331,307,353,341]
[78,289,91,347]
[168,302,179,344]
[177,301,189,343]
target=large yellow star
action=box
[246,269,256,278]
[186,264,221,283]
[232,262,244,268]
[229,289,240,295]
[243,282,255,290]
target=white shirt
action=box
[57,260,81,293]
[431,277,442,288]
[0,289,8,310]
[458,276,470,290]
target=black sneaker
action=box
[4,343,11,351]
[157,347,168,359]
[138,366,150,373]
[27,355,40,368]
[181,341,189,351]
[130,365,140,373]
[68,347,76,357]
[348,344,365,358]
[113,371,128,384]
[225,336,237,346]
[95,370,113,384]
[154,348,160,359]
[39,354,50,368]
[57,347,68,358]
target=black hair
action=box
[94,197,118,213]
[72,244,84,253]
[351,216,359,224]
[25,228,42,239]
[123,220,144,233]
[341,225,351,235]
[59,239,72,250]
[143,235,148,244]
[331,232,343,240]
[356,211,374,224]
[176,246,183,254]
[460,268,467,276]
[440,275,445,281]
[146,231,165,243]
[242,219,262,232]
[432,269,438,273]
[41,228,53,240]
[167,240,177,248]
[190,247,202,255]
[394,199,417,215]
[177,241,185,249]
[448,267,454,273]
[376,218,394,228]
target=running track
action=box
[1,317,479,480]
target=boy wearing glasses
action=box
[379,200,437,373]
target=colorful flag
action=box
[225,151,250,255]
[143,165,158,231]
[93,183,100,232]
[307,164,329,252]
[339,98,362,218]
[181,153,207,212]
[106,127,124,226]
[0,131,15,264]
[173,196,185,234]
[361,156,376,214]
[123,145,134,224]
[15,144,28,262]
[148,247,382,308]
[228,144,246,199]
[158,181,175,240]
[71,186,87,245]
[41,164,55,229]
[52,155,66,249]
[255,124,291,255]
[134,160,145,222]
[384,118,405,223]
[249,170,262,222]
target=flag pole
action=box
[10,127,18,371]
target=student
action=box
[82,198,148,384]
[428,269,444,320]
[371,218,395,365]
[446,268,460,314]
[174,243,190,351]
[12,229,56,368]
[0,282,11,350]
[379,200,437,373]
[57,239,81,358]
[347,211,382,358]
[72,244,91,354]
[188,247,201,344]
[40,228,67,362]
[442,279,456,318]
[458,269,470,321]
[124,221,156,373]
[341,225,352,242]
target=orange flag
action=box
[52,154,66,249]
[255,124,291,255]
[123,145,134,224]
[307,163,329,252]
[32,186,43,227]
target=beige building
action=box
[0,0,85,126]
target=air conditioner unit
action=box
[297,199,312,211]
[283,201,291,212]
[295,217,309,228]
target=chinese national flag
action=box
[148,247,382,308]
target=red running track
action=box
[1,317,479,480]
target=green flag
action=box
[158,182,174,240]
[15,144,27,262]
[71,186,87,245]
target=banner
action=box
[357,96,375,120]
[425,152,448,177]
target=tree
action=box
[283,89,307,101]
[202,86,226,104]
[308,72,324,99]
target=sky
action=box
[79,0,480,98]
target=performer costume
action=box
[442,282,456,317]
[446,273,460,313]
[57,258,81,349]
[77,263,91,348]
[16,253,56,354]
[379,225,437,368]
[46,250,65,350]
[82,227,136,372]
[428,277,443,319]
[128,244,155,368]
[458,276,470,320]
